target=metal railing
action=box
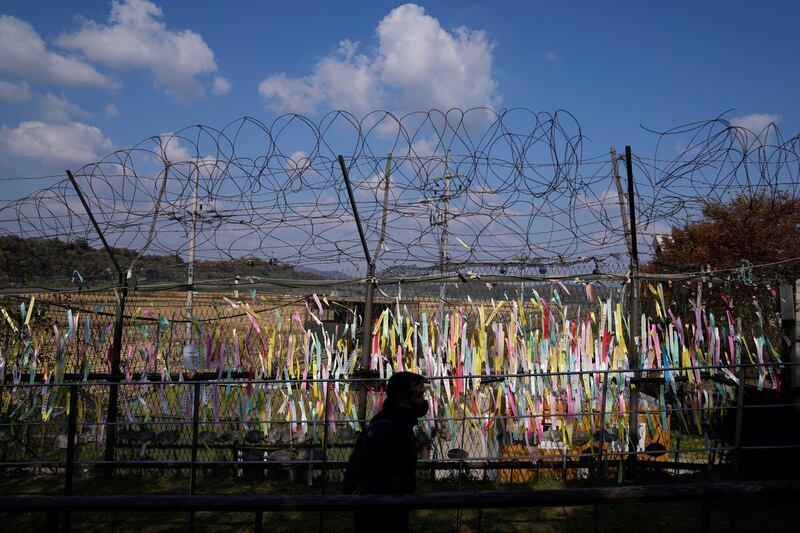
[2,363,798,495]
[2,479,798,532]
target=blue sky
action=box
[0,1,797,268]
[1,0,797,182]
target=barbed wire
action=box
[0,108,798,286]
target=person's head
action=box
[385,371,429,417]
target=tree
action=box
[648,193,800,282]
[648,197,800,469]
[643,194,793,393]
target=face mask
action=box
[412,399,429,418]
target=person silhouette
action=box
[343,371,429,533]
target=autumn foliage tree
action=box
[644,194,798,379]
[645,192,800,338]
[646,195,800,460]
[648,193,800,281]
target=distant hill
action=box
[0,236,324,286]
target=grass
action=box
[0,469,796,532]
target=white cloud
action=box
[259,74,323,115]
[57,0,221,102]
[104,103,120,117]
[0,80,92,123]
[644,220,672,237]
[0,120,113,165]
[730,113,780,147]
[0,15,117,89]
[39,92,92,123]
[258,3,499,114]
[730,113,780,134]
[354,171,384,202]
[410,138,438,157]
[377,4,497,110]
[211,76,231,96]
[283,150,312,172]
[544,51,559,64]
[314,40,381,114]
[575,186,617,212]
[156,132,192,163]
[0,79,32,103]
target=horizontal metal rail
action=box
[1,480,798,512]
[2,360,795,388]
[0,458,711,471]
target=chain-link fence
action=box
[1,110,799,531]
[1,280,793,494]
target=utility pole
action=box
[610,148,632,253]
[184,161,200,371]
[435,150,452,328]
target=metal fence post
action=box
[319,380,331,533]
[729,319,745,533]
[65,383,79,495]
[66,170,128,475]
[105,285,127,474]
[624,146,641,479]
[701,496,711,533]
[46,509,59,530]
[593,369,609,533]
[597,370,609,476]
[337,154,376,431]
[779,283,797,396]
[359,269,375,423]
[255,510,263,533]
[63,383,79,532]
[189,381,201,531]
[733,318,744,480]
[321,380,331,490]
[190,381,201,492]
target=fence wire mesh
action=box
[0,282,792,492]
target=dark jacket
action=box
[343,400,420,495]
